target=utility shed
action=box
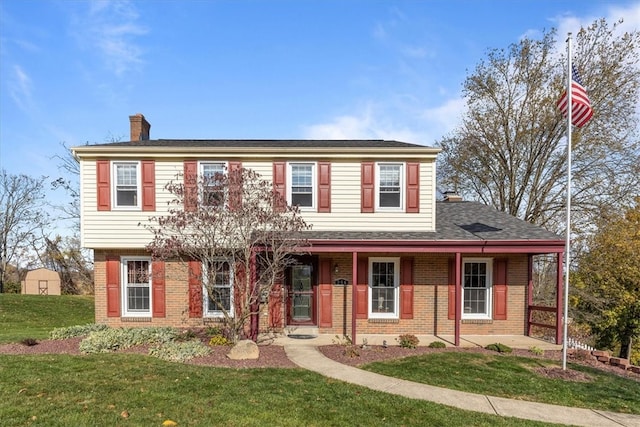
[21,268,61,295]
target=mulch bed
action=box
[1,337,639,382]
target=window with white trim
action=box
[462,258,493,319]
[204,259,234,317]
[288,163,315,209]
[121,257,151,317]
[113,161,140,209]
[376,163,403,210]
[369,258,400,318]
[200,162,226,207]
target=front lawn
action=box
[0,353,556,427]
[363,351,640,414]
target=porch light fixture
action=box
[334,264,339,274]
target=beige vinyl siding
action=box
[80,157,437,249]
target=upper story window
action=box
[462,258,493,319]
[113,161,140,209]
[121,257,151,317]
[368,257,400,319]
[377,163,403,210]
[200,162,226,207]
[289,163,315,209]
[204,259,234,317]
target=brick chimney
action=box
[129,113,151,141]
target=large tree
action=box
[573,198,640,360]
[145,167,309,342]
[438,19,640,239]
[0,170,50,292]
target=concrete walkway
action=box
[277,335,640,427]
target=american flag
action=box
[557,64,593,128]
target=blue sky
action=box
[1,0,639,215]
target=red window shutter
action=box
[273,161,286,211]
[142,160,156,212]
[184,160,197,212]
[106,256,120,317]
[317,161,331,213]
[493,259,508,320]
[406,162,420,213]
[269,282,283,328]
[448,258,456,320]
[400,258,414,319]
[188,260,202,318]
[228,161,242,210]
[152,260,166,317]
[318,259,333,327]
[356,258,369,319]
[361,162,375,213]
[96,160,111,211]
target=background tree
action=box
[573,198,640,361]
[145,167,309,342]
[0,170,50,292]
[438,19,639,239]
[41,236,94,294]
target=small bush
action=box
[332,335,352,346]
[149,340,211,362]
[79,327,180,354]
[428,341,446,349]
[484,343,512,353]
[50,324,109,340]
[208,335,231,346]
[397,334,420,349]
[177,329,198,341]
[343,345,360,358]
[528,346,544,356]
[20,338,38,346]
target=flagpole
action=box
[562,33,573,371]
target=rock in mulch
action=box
[227,339,260,360]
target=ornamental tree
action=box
[144,167,309,342]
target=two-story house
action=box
[72,114,566,345]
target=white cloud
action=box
[71,0,148,76]
[8,64,34,112]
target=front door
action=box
[286,260,316,325]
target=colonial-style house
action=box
[72,114,566,345]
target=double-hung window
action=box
[113,161,140,209]
[201,162,226,207]
[462,258,493,319]
[122,257,151,317]
[377,163,403,210]
[289,163,315,209]
[369,258,400,318]
[204,260,234,317]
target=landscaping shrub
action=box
[528,346,544,356]
[428,341,446,349]
[484,343,513,353]
[397,334,420,349]
[50,324,109,340]
[149,340,211,362]
[20,338,38,346]
[79,327,180,353]
[208,335,231,346]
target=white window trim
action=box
[287,162,316,211]
[112,161,141,210]
[203,258,235,318]
[375,162,404,212]
[121,257,152,318]
[462,258,493,320]
[368,257,400,319]
[199,161,228,207]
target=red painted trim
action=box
[361,162,374,213]
[152,260,165,317]
[188,260,202,318]
[228,161,242,210]
[406,162,419,213]
[184,160,197,212]
[448,258,456,320]
[351,252,358,344]
[400,257,413,319]
[141,160,155,211]
[318,161,331,213]
[556,252,564,344]
[454,252,461,347]
[356,258,368,319]
[269,282,283,328]
[96,160,111,211]
[273,161,286,211]
[493,258,508,320]
[105,255,120,317]
[318,259,332,327]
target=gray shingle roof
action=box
[303,201,562,243]
[87,139,429,149]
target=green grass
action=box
[0,294,94,343]
[0,354,557,427]
[363,351,640,414]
